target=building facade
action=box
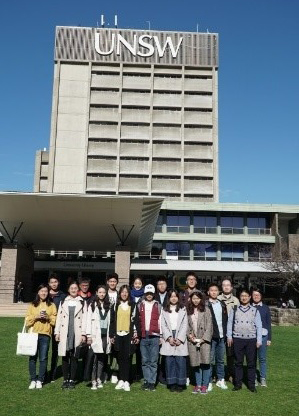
[34,26,219,202]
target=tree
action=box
[262,242,299,294]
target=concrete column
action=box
[115,247,131,287]
[0,244,34,303]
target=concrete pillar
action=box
[115,247,131,287]
[0,244,34,303]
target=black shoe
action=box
[68,380,76,389]
[176,385,184,393]
[169,384,177,392]
[232,386,242,391]
[148,383,156,391]
[61,380,69,389]
[249,387,257,393]
[141,381,149,391]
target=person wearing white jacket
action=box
[160,290,188,393]
[54,281,87,389]
[86,286,112,390]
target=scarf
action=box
[131,287,144,301]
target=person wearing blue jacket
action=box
[227,288,262,393]
[251,287,272,387]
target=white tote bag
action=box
[16,322,38,356]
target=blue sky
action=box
[0,0,298,204]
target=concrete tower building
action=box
[35,26,219,202]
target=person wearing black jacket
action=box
[155,276,169,308]
[207,283,228,391]
[48,274,66,381]
[109,285,140,392]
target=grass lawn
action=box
[1,318,298,416]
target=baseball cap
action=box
[144,284,155,294]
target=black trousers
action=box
[62,350,78,381]
[50,334,59,379]
[117,334,131,382]
[233,338,257,389]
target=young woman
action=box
[187,290,213,394]
[160,290,188,392]
[54,281,87,389]
[25,284,57,389]
[109,285,140,392]
[131,276,144,380]
[251,287,272,387]
[86,285,112,390]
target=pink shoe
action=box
[200,386,208,394]
[192,385,201,394]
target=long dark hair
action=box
[32,284,52,307]
[117,285,132,306]
[187,291,206,315]
[164,290,182,313]
[92,285,110,312]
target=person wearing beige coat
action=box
[187,290,213,394]
[54,281,87,389]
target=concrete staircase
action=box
[0,303,29,317]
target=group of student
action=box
[25,271,272,394]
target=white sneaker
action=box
[111,375,118,384]
[28,381,36,390]
[35,381,42,389]
[97,379,103,389]
[260,378,267,387]
[216,379,228,390]
[186,377,190,386]
[208,382,213,392]
[115,380,124,390]
[123,381,130,392]
[91,381,97,390]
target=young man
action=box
[218,278,239,381]
[227,288,262,393]
[106,273,118,308]
[155,276,169,307]
[207,283,228,391]
[180,271,198,307]
[139,284,162,391]
[48,274,66,381]
[106,273,119,384]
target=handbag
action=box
[16,321,38,356]
[75,342,89,359]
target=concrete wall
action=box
[271,307,299,326]
[47,63,90,193]
[0,245,34,303]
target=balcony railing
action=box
[221,227,244,235]
[193,226,217,234]
[166,226,191,233]
[248,228,271,235]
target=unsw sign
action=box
[95,33,183,58]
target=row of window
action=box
[151,242,272,261]
[156,213,270,232]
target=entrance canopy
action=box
[0,192,163,251]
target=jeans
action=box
[140,336,160,384]
[194,364,210,388]
[29,334,50,382]
[257,335,268,379]
[210,337,225,382]
[165,356,186,386]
